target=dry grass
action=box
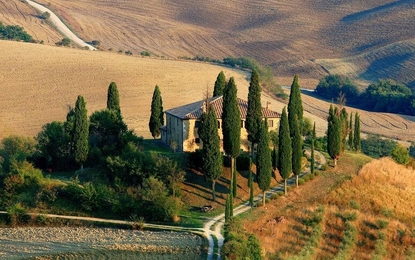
[239,153,415,259]
[4,0,415,85]
[0,40,251,139]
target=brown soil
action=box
[4,0,415,86]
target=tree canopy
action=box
[256,120,272,206]
[149,85,164,139]
[73,96,89,169]
[246,69,262,145]
[107,82,121,114]
[327,105,341,166]
[278,107,292,195]
[213,71,226,97]
[288,75,304,136]
[198,105,222,201]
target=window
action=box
[195,120,201,128]
[217,120,221,129]
[268,119,274,127]
[195,138,200,144]
[241,120,244,128]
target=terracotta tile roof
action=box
[165,96,281,119]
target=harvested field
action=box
[0,227,204,259]
[4,0,415,85]
[0,40,414,143]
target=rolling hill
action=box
[3,0,415,87]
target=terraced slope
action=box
[3,0,415,86]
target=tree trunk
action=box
[284,179,287,195]
[233,159,237,198]
[334,158,337,167]
[212,180,216,202]
[263,190,266,207]
[296,175,299,188]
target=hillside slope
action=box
[0,40,414,142]
[3,0,415,86]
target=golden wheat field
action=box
[4,0,415,86]
[0,40,414,142]
[0,40,253,139]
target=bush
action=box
[298,178,305,185]
[236,154,251,171]
[140,50,151,56]
[56,37,71,47]
[376,219,389,229]
[41,11,50,19]
[391,144,410,165]
[270,193,279,200]
[349,200,360,210]
[336,211,357,222]
[91,40,101,46]
[7,203,28,226]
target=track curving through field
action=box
[25,0,96,50]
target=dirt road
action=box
[25,0,96,50]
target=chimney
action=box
[266,101,271,109]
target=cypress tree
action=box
[292,115,303,187]
[311,122,316,174]
[327,105,341,166]
[73,95,89,172]
[348,112,354,150]
[149,85,164,139]
[222,77,241,201]
[354,112,361,151]
[288,74,303,136]
[225,194,230,223]
[248,157,254,206]
[278,107,292,195]
[107,82,121,114]
[246,69,262,152]
[198,105,222,202]
[213,71,226,97]
[257,120,272,206]
[340,108,348,153]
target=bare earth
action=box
[0,227,203,260]
[4,0,415,86]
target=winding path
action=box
[25,0,96,50]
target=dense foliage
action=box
[198,106,222,201]
[246,69,262,145]
[361,134,397,158]
[315,76,415,116]
[149,85,164,138]
[213,71,226,97]
[315,74,359,101]
[0,22,32,42]
[256,120,271,206]
[73,96,89,169]
[223,219,263,260]
[107,82,121,114]
[278,107,292,195]
[288,74,304,136]
[327,105,341,166]
[0,83,186,223]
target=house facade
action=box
[161,96,281,152]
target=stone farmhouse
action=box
[161,96,281,152]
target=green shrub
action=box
[381,208,394,218]
[376,219,389,229]
[7,203,28,226]
[349,200,360,210]
[298,178,305,185]
[336,211,357,222]
[320,163,328,171]
[270,193,279,200]
[236,154,251,171]
[140,50,151,56]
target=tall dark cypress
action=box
[327,105,341,166]
[311,122,316,174]
[213,71,226,97]
[222,77,241,201]
[354,112,361,151]
[198,105,222,202]
[340,108,348,153]
[246,69,262,149]
[278,107,292,195]
[288,74,304,136]
[73,95,89,172]
[257,120,272,206]
[107,82,121,114]
[248,157,254,207]
[149,85,164,139]
[292,115,303,187]
[348,112,354,150]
